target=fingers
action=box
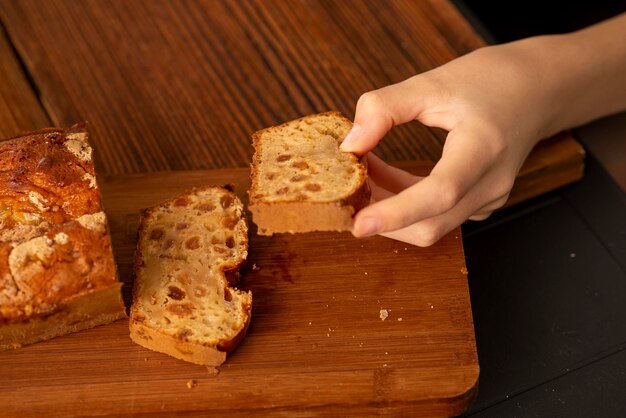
[468,213,491,221]
[377,183,478,246]
[369,182,511,246]
[353,126,499,237]
[367,153,422,194]
[368,180,394,203]
[377,190,508,247]
[353,176,454,237]
[340,77,432,155]
[429,125,503,198]
[467,193,510,221]
[379,210,465,247]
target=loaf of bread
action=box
[248,112,370,235]
[0,125,126,350]
[129,186,251,366]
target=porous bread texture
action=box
[249,112,370,235]
[0,125,126,350]
[130,186,251,366]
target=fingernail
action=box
[355,216,381,237]
[340,124,361,152]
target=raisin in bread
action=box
[248,112,370,235]
[130,186,251,366]
[0,125,126,350]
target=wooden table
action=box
[0,1,585,416]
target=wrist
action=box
[519,14,626,137]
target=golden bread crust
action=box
[0,125,126,350]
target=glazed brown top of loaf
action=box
[0,126,117,325]
[250,112,364,203]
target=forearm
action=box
[530,12,626,137]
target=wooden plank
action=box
[0,0,583,195]
[0,26,50,138]
[0,0,448,172]
[0,164,478,417]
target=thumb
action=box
[340,76,431,155]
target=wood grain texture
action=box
[0,27,50,138]
[0,165,478,417]
[0,0,449,173]
[0,0,583,190]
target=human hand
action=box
[340,40,563,246]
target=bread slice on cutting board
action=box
[248,112,370,235]
[129,186,251,366]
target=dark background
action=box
[456,1,626,43]
[451,2,626,417]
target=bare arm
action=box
[340,13,626,246]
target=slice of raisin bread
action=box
[0,125,126,350]
[248,112,370,235]
[129,186,251,366]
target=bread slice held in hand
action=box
[129,186,251,366]
[248,112,370,235]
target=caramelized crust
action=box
[0,125,126,350]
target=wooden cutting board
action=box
[0,163,478,417]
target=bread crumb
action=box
[186,380,196,389]
[308,321,312,325]
[569,253,576,258]
[385,352,388,355]
[379,309,388,321]
[461,266,468,275]
[383,364,388,367]
[393,249,399,254]
[144,357,148,362]
[364,272,368,276]
[326,333,330,337]
[397,318,403,321]
[252,263,261,271]
[206,366,220,376]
